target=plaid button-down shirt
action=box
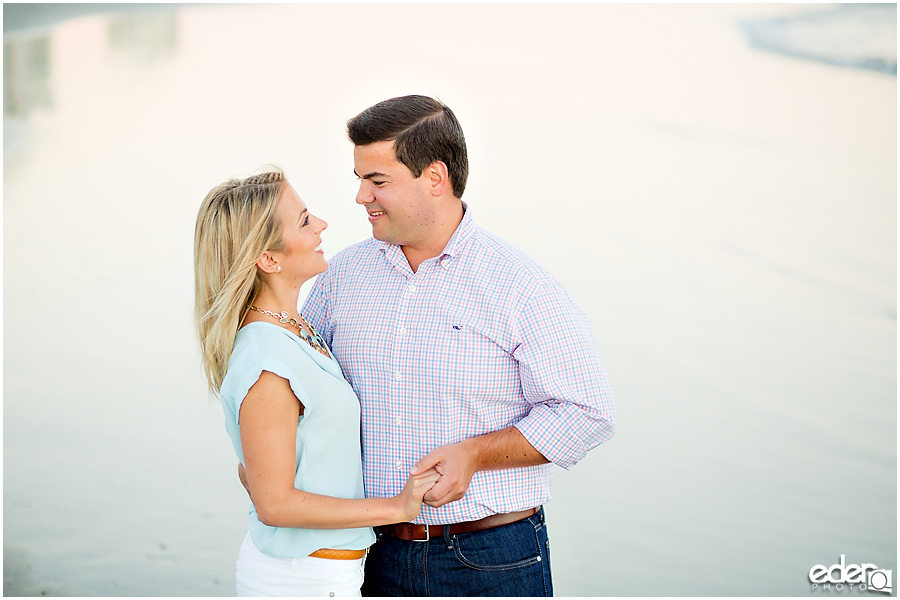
[302,206,616,525]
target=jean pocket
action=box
[450,522,544,572]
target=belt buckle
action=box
[412,524,430,542]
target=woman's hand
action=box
[394,468,441,522]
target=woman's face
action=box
[271,183,328,282]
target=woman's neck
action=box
[243,280,304,330]
[250,290,301,315]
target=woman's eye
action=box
[301,216,310,227]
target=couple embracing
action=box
[193,95,616,597]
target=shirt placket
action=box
[386,257,426,493]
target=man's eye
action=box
[373,181,386,186]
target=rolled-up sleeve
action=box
[512,283,616,470]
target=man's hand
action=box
[410,427,549,508]
[409,441,478,508]
[238,462,252,501]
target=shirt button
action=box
[398,327,407,336]
[394,416,403,425]
[407,285,417,293]
[394,372,402,380]
[395,461,403,470]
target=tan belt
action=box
[309,548,367,560]
[380,507,539,542]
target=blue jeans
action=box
[362,507,552,597]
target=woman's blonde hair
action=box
[194,168,286,394]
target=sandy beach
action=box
[3,3,895,596]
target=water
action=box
[741,4,897,75]
[3,4,896,596]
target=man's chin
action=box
[370,226,393,243]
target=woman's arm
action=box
[239,370,437,529]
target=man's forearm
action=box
[413,426,549,507]
[465,426,549,472]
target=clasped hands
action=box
[410,439,477,508]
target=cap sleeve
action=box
[221,326,313,432]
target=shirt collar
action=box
[376,201,475,269]
[438,201,475,261]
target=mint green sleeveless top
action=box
[219,322,376,558]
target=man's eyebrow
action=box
[353,169,388,180]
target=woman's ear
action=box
[427,161,450,197]
[256,251,281,274]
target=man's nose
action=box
[355,184,373,205]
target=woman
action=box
[193,168,438,596]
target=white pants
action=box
[235,533,364,597]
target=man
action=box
[301,95,616,596]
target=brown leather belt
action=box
[309,548,367,560]
[380,507,539,542]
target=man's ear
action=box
[427,161,450,197]
[256,251,280,274]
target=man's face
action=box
[353,140,433,246]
